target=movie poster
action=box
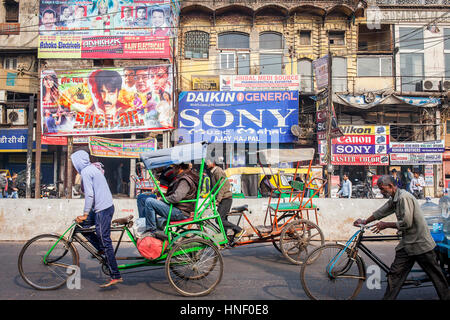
[41,65,174,136]
[38,0,178,58]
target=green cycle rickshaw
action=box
[18,142,229,297]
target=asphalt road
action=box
[0,240,444,301]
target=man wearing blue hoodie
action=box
[71,150,123,288]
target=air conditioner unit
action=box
[441,80,450,91]
[421,79,440,91]
[6,108,27,125]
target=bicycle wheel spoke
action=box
[300,244,365,300]
[166,239,223,297]
[18,234,78,290]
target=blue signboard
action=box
[0,129,47,152]
[333,144,388,155]
[178,91,299,143]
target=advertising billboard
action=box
[41,65,174,136]
[220,75,300,91]
[88,136,156,158]
[178,91,299,143]
[38,0,178,59]
[319,125,390,165]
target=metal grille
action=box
[185,31,209,59]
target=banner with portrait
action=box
[41,65,174,136]
[38,0,178,59]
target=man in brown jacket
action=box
[207,160,244,241]
[139,163,199,234]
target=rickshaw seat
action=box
[169,217,194,225]
[269,201,316,211]
[231,205,248,212]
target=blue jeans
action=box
[137,193,156,219]
[8,191,18,198]
[139,197,186,232]
[79,206,121,280]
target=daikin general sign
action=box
[178,91,299,143]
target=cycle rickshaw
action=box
[204,148,327,265]
[18,142,229,297]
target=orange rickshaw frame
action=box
[223,148,327,265]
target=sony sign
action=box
[178,91,299,143]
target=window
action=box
[220,52,235,70]
[298,59,313,92]
[332,57,347,92]
[445,29,450,51]
[400,54,424,91]
[218,32,250,73]
[3,57,17,70]
[218,32,250,49]
[185,31,209,59]
[357,56,392,77]
[299,31,311,46]
[4,0,19,23]
[259,54,282,75]
[329,31,345,46]
[237,53,250,75]
[259,32,283,75]
[399,27,424,50]
[259,32,283,50]
[400,53,424,91]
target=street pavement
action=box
[0,240,443,301]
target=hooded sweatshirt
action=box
[71,150,113,214]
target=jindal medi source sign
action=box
[38,0,179,59]
[177,91,299,143]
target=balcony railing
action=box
[373,0,450,5]
[181,0,360,7]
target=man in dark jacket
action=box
[139,163,199,233]
[207,160,244,240]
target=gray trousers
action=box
[383,248,449,300]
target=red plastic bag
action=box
[136,236,167,260]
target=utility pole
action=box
[67,136,73,199]
[25,95,34,198]
[326,51,333,198]
[34,94,42,199]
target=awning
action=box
[333,93,441,109]
[444,150,450,161]
[140,142,207,169]
[258,148,315,164]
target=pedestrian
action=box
[0,172,7,198]
[206,159,244,242]
[354,175,449,300]
[71,150,123,288]
[404,168,414,194]
[391,169,402,189]
[116,162,124,194]
[410,170,425,199]
[7,172,18,198]
[337,173,352,198]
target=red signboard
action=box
[321,154,389,166]
[41,136,68,145]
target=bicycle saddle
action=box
[231,205,248,212]
[112,215,134,227]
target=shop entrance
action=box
[100,157,130,195]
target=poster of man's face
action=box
[150,9,165,28]
[136,6,147,20]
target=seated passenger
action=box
[138,163,199,233]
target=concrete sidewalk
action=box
[0,197,428,241]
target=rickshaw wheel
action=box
[272,213,296,252]
[279,219,324,265]
[165,237,223,297]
